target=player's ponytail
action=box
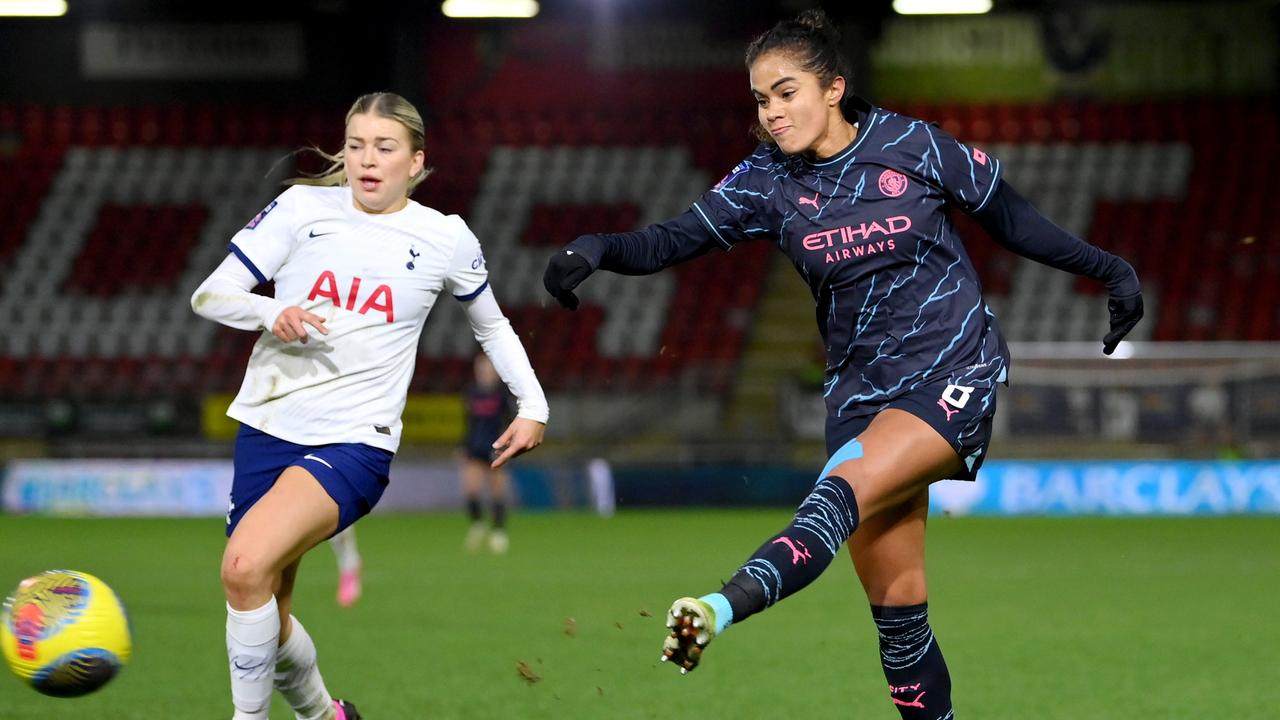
[285,92,434,194]
[745,9,854,144]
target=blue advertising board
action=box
[931,461,1280,516]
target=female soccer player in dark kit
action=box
[542,10,1142,718]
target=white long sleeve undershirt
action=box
[462,287,549,424]
[190,254,289,333]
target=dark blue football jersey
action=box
[691,103,1010,418]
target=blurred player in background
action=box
[460,353,516,554]
[543,10,1142,717]
[329,526,362,607]
[192,92,548,720]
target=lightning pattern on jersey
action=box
[691,99,1010,419]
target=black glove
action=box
[542,249,593,310]
[1102,292,1143,355]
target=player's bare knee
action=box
[834,461,923,521]
[830,460,887,516]
[220,552,270,601]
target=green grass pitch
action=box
[1,512,1277,718]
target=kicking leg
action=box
[662,475,859,674]
[663,409,960,674]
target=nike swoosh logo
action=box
[309,229,336,238]
[303,453,334,469]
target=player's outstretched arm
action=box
[970,180,1143,354]
[463,287,549,465]
[542,250,593,311]
[542,209,719,310]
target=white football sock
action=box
[275,615,334,720]
[226,597,280,719]
[329,527,361,573]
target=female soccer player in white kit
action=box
[192,92,549,720]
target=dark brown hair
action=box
[745,9,852,143]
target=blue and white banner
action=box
[2,460,234,516]
[0,459,584,516]
[931,461,1280,516]
[0,459,465,516]
[6,459,1277,517]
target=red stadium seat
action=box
[2,98,1276,404]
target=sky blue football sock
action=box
[697,592,734,635]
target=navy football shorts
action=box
[227,424,393,537]
[825,378,998,482]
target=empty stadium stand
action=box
[0,97,1275,409]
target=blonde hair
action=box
[286,92,432,193]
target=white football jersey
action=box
[224,185,489,451]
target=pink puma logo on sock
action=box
[889,683,927,708]
[772,536,812,565]
[937,399,960,421]
[798,192,820,209]
[891,692,927,709]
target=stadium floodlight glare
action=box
[0,0,67,16]
[442,0,539,18]
[892,0,992,14]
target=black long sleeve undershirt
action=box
[566,181,1139,298]
[970,181,1141,298]
[565,209,718,276]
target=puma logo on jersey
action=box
[308,271,396,322]
[798,192,820,210]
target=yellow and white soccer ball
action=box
[2,570,131,697]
